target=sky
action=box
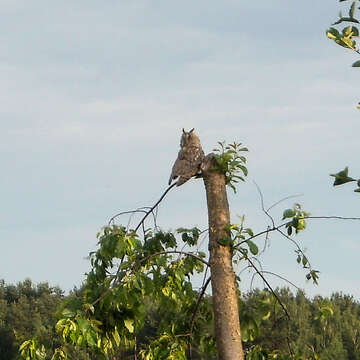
[1,1,360,299]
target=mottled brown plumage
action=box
[168,128,205,186]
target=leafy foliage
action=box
[282,203,310,236]
[281,204,320,285]
[2,278,360,360]
[16,211,318,360]
[41,225,212,359]
[327,0,360,109]
[327,0,360,56]
[330,167,360,192]
[212,141,249,193]
[19,339,47,360]
[0,279,69,360]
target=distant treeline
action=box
[1,279,360,359]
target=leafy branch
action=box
[212,141,248,193]
[327,0,360,107]
[330,166,360,192]
[327,0,360,57]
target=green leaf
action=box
[310,270,320,285]
[61,309,75,318]
[124,319,134,333]
[352,60,360,66]
[77,335,84,346]
[112,328,121,346]
[244,228,254,237]
[217,237,233,246]
[84,303,95,314]
[351,25,359,35]
[282,209,295,220]
[337,36,357,49]
[246,240,259,255]
[327,27,341,38]
[77,318,89,333]
[238,165,248,176]
[302,256,308,267]
[330,167,356,185]
[86,330,97,347]
[51,348,67,360]
[350,1,357,18]
[332,17,360,25]
[320,306,334,318]
[19,340,32,352]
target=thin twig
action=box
[188,276,212,360]
[134,183,177,232]
[259,225,270,256]
[255,271,300,290]
[267,194,304,212]
[190,276,212,334]
[254,181,275,228]
[305,215,360,221]
[276,228,303,253]
[233,226,282,250]
[276,228,310,271]
[108,209,147,226]
[244,253,295,358]
[239,249,290,321]
[250,257,264,291]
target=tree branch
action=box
[134,183,177,232]
[132,250,210,270]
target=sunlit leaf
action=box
[124,319,134,333]
[61,309,75,318]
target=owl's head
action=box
[181,128,200,147]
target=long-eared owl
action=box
[168,128,205,186]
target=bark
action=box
[201,154,244,360]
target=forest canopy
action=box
[2,279,360,360]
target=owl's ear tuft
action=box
[182,128,185,133]
[189,128,195,133]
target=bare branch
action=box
[267,193,304,212]
[108,209,147,225]
[134,183,177,232]
[239,249,290,321]
[190,276,211,334]
[254,181,275,228]
[305,215,360,221]
[255,271,300,291]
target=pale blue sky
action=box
[1,1,360,298]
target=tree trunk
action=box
[202,155,244,360]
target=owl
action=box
[168,128,205,186]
